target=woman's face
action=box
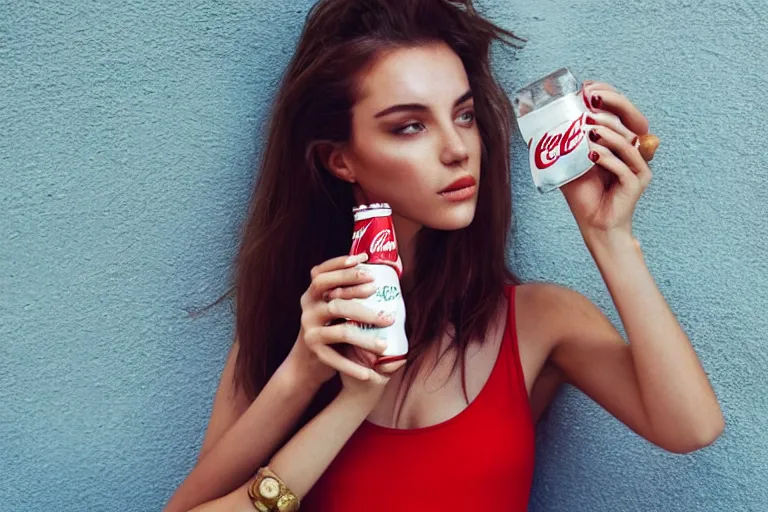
[339,42,482,232]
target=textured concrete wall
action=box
[1,1,765,511]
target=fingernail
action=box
[377,311,395,321]
[585,115,597,125]
[358,268,372,278]
[346,253,367,265]
[588,151,600,163]
[589,129,600,142]
[631,135,639,147]
[591,94,603,109]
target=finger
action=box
[586,89,649,136]
[324,299,396,327]
[366,361,406,386]
[594,165,617,189]
[369,370,397,386]
[314,344,372,381]
[581,81,618,110]
[582,80,619,93]
[310,264,375,300]
[588,126,651,178]
[351,345,380,367]
[585,112,637,142]
[587,142,638,190]
[309,253,369,281]
[375,359,407,375]
[321,322,389,355]
[326,282,377,301]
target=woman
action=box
[166,0,724,510]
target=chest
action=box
[305,400,535,511]
[366,284,557,430]
[367,341,500,429]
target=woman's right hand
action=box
[283,252,395,388]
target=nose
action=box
[439,127,469,167]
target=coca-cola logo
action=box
[533,115,585,170]
[370,229,396,253]
[352,223,370,241]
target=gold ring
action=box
[636,133,660,162]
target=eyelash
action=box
[393,110,476,136]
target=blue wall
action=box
[1,1,765,510]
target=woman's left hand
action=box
[560,81,654,238]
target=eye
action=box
[394,122,425,135]
[456,111,475,125]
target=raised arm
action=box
[554,79,724,453]
[553,233,724,453]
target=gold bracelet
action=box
[247,466,300,512]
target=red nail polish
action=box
[586,116,597,125]
[631,135,639,146]
[589,129,600,142]
[588,151,600,163]
[591,95,603,109]
[582,88,590,109]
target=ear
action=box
[315,142,356,184]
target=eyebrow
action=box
[373,89,473,118]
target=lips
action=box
[439,175,477,193]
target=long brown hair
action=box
[213,0,526,429]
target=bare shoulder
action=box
[515,280,576,327]
[516,281,593,333]
[514,282,591,389]
[514,281,602,422]
[516,280,585,306]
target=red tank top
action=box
[302,285,535,511]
